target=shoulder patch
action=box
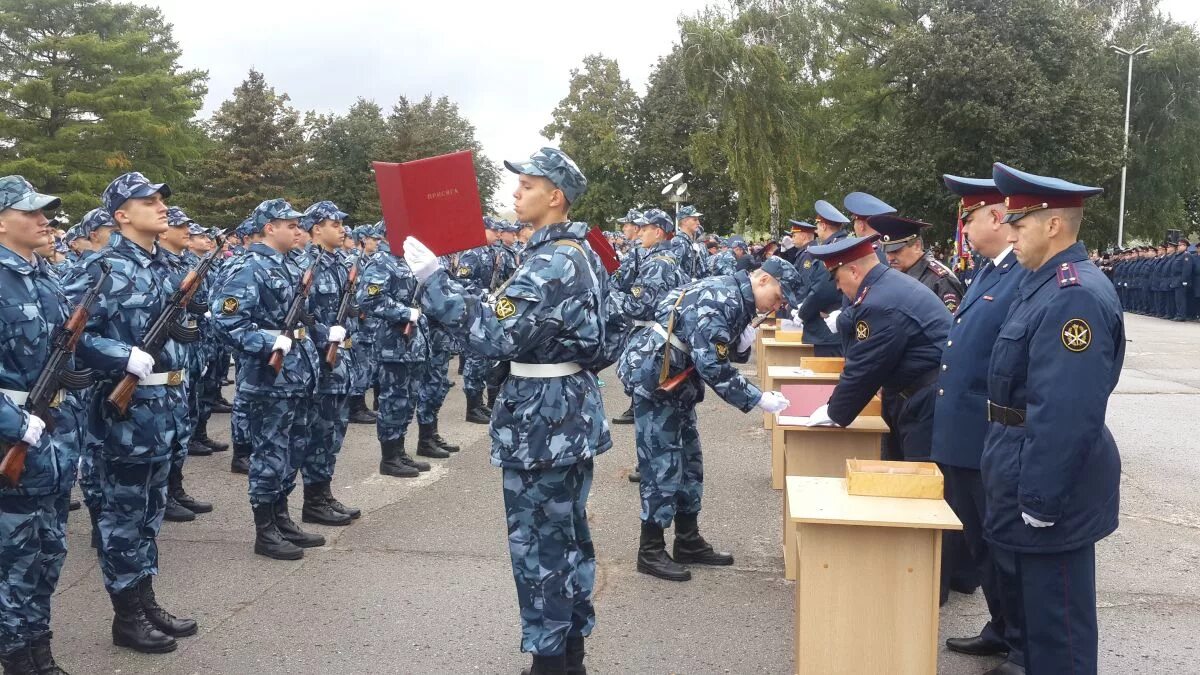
[942,293,959,312]
[631,285,643,298]
[221,297,239,315]
[855,320,870,341]
[853,285,872,307]
[715,341,729,360]
[803,259,812,269]
[367,284,382,296]
[930,260,948,278]
[457,265,472,277]
[1057,262,1080,288]
[495,297,517,320]
[1061,318,1091,352]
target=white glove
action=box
[1022,513,1055,528]
[408,308,422,323]
[756,391,791,414]
[21,413,45,446]
[272,335,293,356]
[805,403,839,427]
[125,347,155,380]
[736,325,756,352]
[204,311,212,319]
[790,308,802,323]
[327,325,347,344]
[823,309,842,332]
[403,237,439,282]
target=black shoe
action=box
[318,482,361,519]
[89,506,100,550]
[951,580,980,595]
[252,503,303,560]
[186,439,213,457]
[274,496,325,548]
[137,577,197,638]
[168,465,212,515]
[110,586,177,654]
[348,395,377,424]
[565,634,586,675]
[945,635,1009,657]
[417,424,451,459]
[611,406,635,425]
[465,394,490,424]
[68,499,81,512]
[672,512,734,566]
[29,633,68,675]
[521,653,568,675]
[636,521,691,581]
[207,400,232,414]
[628,469,641,483]
[173,491,213,515]
[194,420,229,452]
[163,497,195,523]
[402,453,431,472]
[301,483,352,526]
[983,661,1025,675]
[380,439,420,477]
[371,388,380,411]
[431,421,459,453]
[230,444,250,475]
[0,646,38,675]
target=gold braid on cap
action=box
[1003,197,1050,218]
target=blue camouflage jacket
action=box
[210,242,321,398]
[617,271,760,411]
[670,230,704,280]
[418,221,611,470]
[608,242,688,324]
[308,246,353,394]
[611,244,646,293]
[357,252,429,363]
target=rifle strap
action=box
[658,291,688,385]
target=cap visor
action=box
[9,193,61,212]
[1002,212,1025,224]
[504,159,543,176]
[882,241,908,253]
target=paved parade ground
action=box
[45,313,1200,674]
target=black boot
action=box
[565,635,586,675]
[88,506,100,551]
[465,393,490,424]
[371,386,380,411]
[302,482,352,526]
[253,503,303,560]
[274,495,325,548]
[417,423,451,459]
[431,420,459,453]
[168,465,212,515]
[637,521,691,581]
[194,418,229,452]
[29,632,68,675]
[68,499,80,511]
[319,482,361,520]
[672,512,734,566]
[521,653,567,675]
[348,395,376,424]
[163,496,195,523]
[230,444,251,475]
[611,405,635,425]
[0,647,38,675]
[401,447,431,472]
[110,585,177,653]
[137,577,197,638]
[186,438,213,457]
[380,439,419,477]
[628,468,641,483]
[486,387,499,413]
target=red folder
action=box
[586,228,620,273]
[779,383,836,417]
[373,150,486,257]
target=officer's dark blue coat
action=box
[931,250,1027,469]
[981,243,1123,553]
[794,229,848,347]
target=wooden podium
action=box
[787,476,962,675]
[757,337,814,390]
[763,366,841,430]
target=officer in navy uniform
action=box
[790,201,851,356]
[983,163,1124,675]
[843,191,896,239]
[1170,239,1192,321]
[806,235,950,461]
[870,215,966,312]
[931,176,1029,674]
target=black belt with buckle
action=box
[987,401,1026,427]
[898,369,940,400]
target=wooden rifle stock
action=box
[0,442,29,488]
[325,261,360,367]
[269,265,316,375]
[656,366,695,394]
[106,374,140,417]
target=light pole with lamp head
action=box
[1110,43,1153,248]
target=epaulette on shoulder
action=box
[650,254,678,264]
[928,257,949,278]
[853,284,872,307]
[1057,262,1081,288]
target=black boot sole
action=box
[416,449,451,459]
[254,544,304,561]
[177,502,213,514]
[611,417,635,424]
[164,510,195,523]
[628,472,641,483]
[113,631,178,654]
[302,511,353,526]
[465,415,490,424]
[636,560,692,582]
[231,462,249,475]
[672,552,734,566]
[151,620,199,638]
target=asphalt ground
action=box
[45,312,1200,674]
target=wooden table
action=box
[755,323,778,383]
[777,416,888,579]
[762,366,842,431]
[787,476,961,675]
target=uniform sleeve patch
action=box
[631,285,643,298]
[1061,318,1091,352]
[495,297,517,320]
[803,260,812,269]
[367,284,382,296]
[715,341,729,360]
[457,266,472,277]
[942,293,959,312]
[221,297,239,314]
[855,320,870,341]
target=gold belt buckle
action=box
[167,370,184,386]
[186,319,198,328]
[294,327,307,340]
[343,337,353,348]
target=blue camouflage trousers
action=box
[633,395,704,527]
[349,340,378,397]
[244,394,316,506]
[302,393,349,485]
[376,362,419,443]
[0,492,69,655]
[462,353,491,397]
[230,386,251,450]
[417,349,452,425]
[94,459,169,594]
[502,460,596,656]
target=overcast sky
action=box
[140,0,1199,211]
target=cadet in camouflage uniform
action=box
[871,215,966,312]
[357,225,445,478]
[185,223,232,454]
[210,199,327,561]
[415,253,462,459]
[671,205,706,280]
[222,218,259,475]
[347,224,382,424]
[617,257,799,582]
[404,147,608,675]
[63,172,197,654]
[608,209,646,427]
[297,201,360,526]
[455,217,503,423]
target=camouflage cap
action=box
[207,226,223,239]
[728,235,748,251]
[499,220,521,233]
[366,221,386,239]
[102,172,171,215]
[0,175,61,212]
[760,256,805,309]
[619,208,643,225]
[233,217,255,238]
[677,205,703,219]
[504,147,588,204]
[77,208,115,238]
[483,216,501,231]
[53,237,69,254]
[186,223,207,237]
[300,200,349,231]
[63,225,83,243]
[640,208,675,233]
[166,206,193,228]
[251,198,304,231]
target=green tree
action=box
[300,98,389,223]
[0,0,207,218]
[542,54,639,226]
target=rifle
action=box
[654,313,773,395]
[1,262,111,488]
[106,238,226,417]
[325,254,360,367]
[268,260,316,374]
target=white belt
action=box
[263,328,308,340]
[1,388,65,408]
[652,324,692,355]
[509,362,582,378]
[631,320,656,329]
[140,370,187,386]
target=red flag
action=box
[373,150,486,257]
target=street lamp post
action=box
[661,173,688,227]
[1110,43,1153,248]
